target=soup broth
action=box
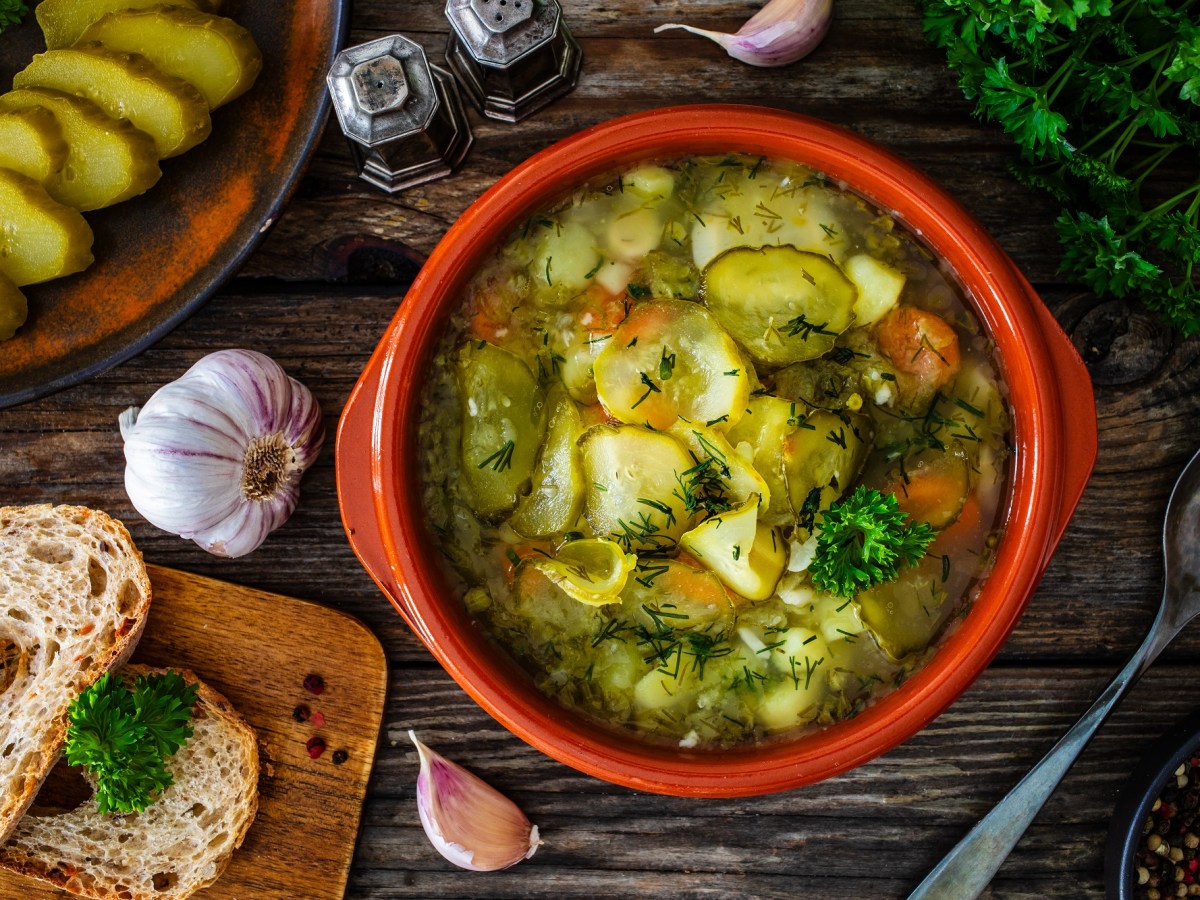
[418,154,1010,748]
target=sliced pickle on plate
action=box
[702,245,857,367]
[579,424,694,553]
[0,88,162,211]
[0,107,68,187]
[678,496,785,602]
[36,0,207,49]
[79,8,263,109]
[510,389,585,538]
[593,297,749,431]
[15,46,212,158]
[457,341,547,519]
[0,168,94,286]
[526,538,637,606]
[783,409,872,524]
[0,271,28,341]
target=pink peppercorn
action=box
[303,674,325,695]
[310,711,326,729]
[306,736,326,759]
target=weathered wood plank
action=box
[341,663,1198,898]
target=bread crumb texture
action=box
[0,505,150,845]
[0,667,260,900]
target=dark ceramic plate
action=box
[0,0,349,408]
[1106,707,1200,898]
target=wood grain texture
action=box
[0,565,387,900]
[2,0,1200,896]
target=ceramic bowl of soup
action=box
[336,105,1097,797]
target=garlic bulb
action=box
[119,349,324,558]
[655,0,833,68]
[410,731,539,872]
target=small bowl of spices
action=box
[1108,709,1200,899]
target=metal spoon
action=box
[908,446,1200,900]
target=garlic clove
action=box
[655,0,833,68]
[409,730,539,872]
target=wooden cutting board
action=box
[0,564,388,900]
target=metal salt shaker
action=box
[445,0,582,123]
[326,35,473,193]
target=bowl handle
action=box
[336,347,420,632]
[1019,271,1098,548]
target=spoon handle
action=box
[907,603,1174,900]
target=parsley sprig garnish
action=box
[65,671,199,815]
[921,0,1200,334]
[809,486,936,599]
[0,0,27,32]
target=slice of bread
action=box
[0,504,151,845]
[0,665,260,900]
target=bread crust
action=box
[0,666,260,900]
[0,504,152,846]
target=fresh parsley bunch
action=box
[65,671,200,815]
[0,0,27,32]
[921,0,1200,334]
[809,486,936,599]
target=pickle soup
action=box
[417,154,1010,748]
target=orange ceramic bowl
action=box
[336,105,1097,797]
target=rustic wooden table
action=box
[4,0,1199,897]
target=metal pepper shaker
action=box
[326,35,473,193]
[444,0,582,123]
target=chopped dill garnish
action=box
[477,440,515,472]
[784,314,835,340]
[631,371,661,409]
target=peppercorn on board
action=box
[0,565,388,900]
[0,1,349,407]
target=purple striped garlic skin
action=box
[655,0,833,68]
[409,731,539,872]
[120,349,324,558]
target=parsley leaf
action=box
[921,0,1200,335]
[809,486,936,599]
[65,671,200,815]
[0,0,27,31]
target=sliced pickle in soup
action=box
[527,538,637,606]
[593,298,749,431]
[457,341,546,518]
[679,497,785,602]
[725,394,807,526]
[510,390,586,538]
[668,422,770,510]
[858,560,950,659]
[702,245,857,367]
[579,424,694,553]
[783,410,872,525]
